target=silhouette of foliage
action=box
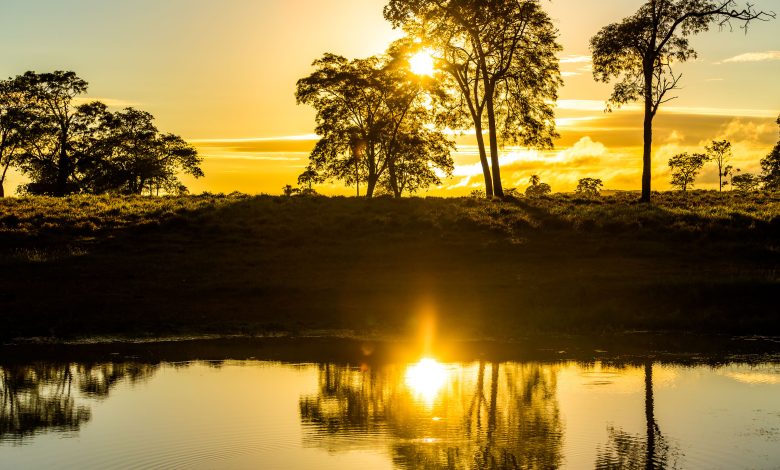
[576,178,604,197]
[732,172,760,192]
[385,0,561,198]
[296,48,454,198]
[762,115,780,191]
[590,0,775,202]
[706,139,732,192]
[526,175,551,198]
[668,152,708,191]
[0,80,37,198]
[6,71,202,196]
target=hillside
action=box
[1,192,778,341]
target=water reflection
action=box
[0,363,158,441]
[595,363,680,470]
[300,360,564,469]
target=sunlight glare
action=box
[405,358,448,405]
[409,50,435,76]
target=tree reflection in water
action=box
[0,363,158,441]
[299,360,564,469]
[595,362,680,470]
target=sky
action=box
[1,0,779,195]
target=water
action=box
[1,341,779,469]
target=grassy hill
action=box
[0,191,778,341]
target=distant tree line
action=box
[668,121,780,192]
[0,71,203,197]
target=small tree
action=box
[732,172,760,192]
[0,80,35,197]
[761,114,780,191]
[668,152,707,191]
[705,140,732,191]
[576,178,604,197]
[526,175,551,198]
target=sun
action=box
[405,358,448,405]
[409,50,436,77]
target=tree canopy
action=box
[384,0,561,198]
[296,47,454,198]
[761,115,780,191]
[591,0,774,202]
[0,71,202,196]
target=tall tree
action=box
[385,0,561,198]
[0,80,35,197]
[706,139,732,191]
[296,50,453,198]
[13,71,88,196]
[590,1,774,202]
[761,114,780,191]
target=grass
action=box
[0,191,778,341]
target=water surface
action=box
[1,343,779,469]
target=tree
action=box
[761,114,780,190]
[590,1,774,202]
[668,152,707,191]
[576,178,604,197]
[297,165,322,193]
[296,50,453,198]
[732,172,760,192]
[81,107,203,195]
[0,79,36,197]
[13,71,89,196]
[705,139,732,191]
[385,0,562,198]
[525,174,551,197]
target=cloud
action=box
[722,50,780,63]
[560,55,592,64]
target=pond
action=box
[1,338,779,469]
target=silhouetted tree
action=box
[590,1,775,202]
[296,50,453,198]
[385,0,562,198]
[12,71,89,196]
[668,152,707,191]
[706,139,732,191]
[81,107,203,195]
[576,178,604,197]
[732,172,760,192]
[0,80,37,197]
[526,175,551,197]
[761,115,780,190]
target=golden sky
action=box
[1,0,779,195]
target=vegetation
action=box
[525,175,551,198]
[0,71,202,197]
[576,178,603,197]
[668,152,708,191]
[2,193,777,341]
[706,139,732,192]
[296,49,454,198]
[732,172,761,192]
[762,114,780,190]
[590,0,774,202]
[384,0,561,197]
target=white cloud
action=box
[722,50,780,63]
[560,55,592,64]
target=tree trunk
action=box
[366,175,376,198]
[486,96,504,198]
[642,72,654,203]
[388,161,401,198]
[474,120,494,197]
[55,135,69,197]
[0,182,4,198]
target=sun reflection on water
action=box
[405,358,448,405]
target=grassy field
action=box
[0,191,778,341]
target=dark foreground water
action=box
[1,340,779,469]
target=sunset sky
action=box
[1,0,778,196]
